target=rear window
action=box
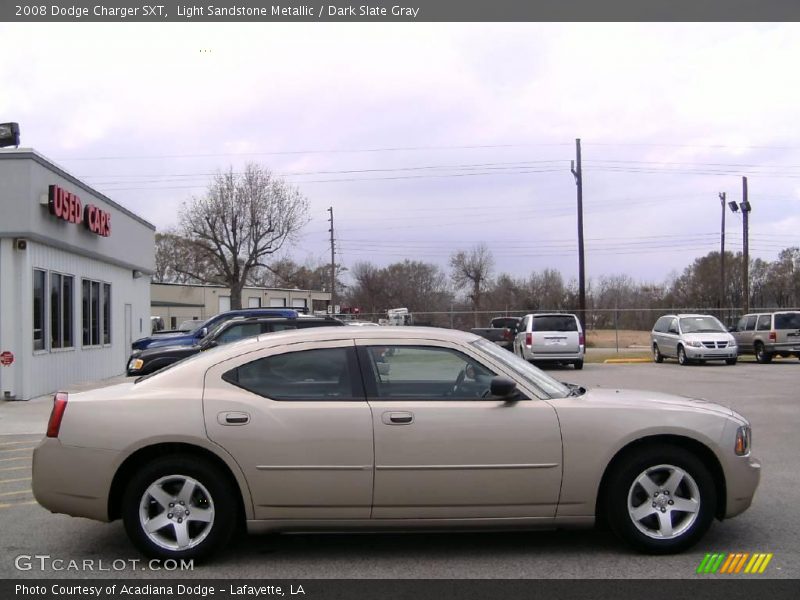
[775,313,800,330]
[531,315,578,332]
[491,317,520,329]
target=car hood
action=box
[577,387,734,417]
[681,331,735,343]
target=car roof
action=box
[526,313,578,318]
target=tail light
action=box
[503,329,513,341]
[46,392,68,438]
[579,332,585,346]
[525,333,532,346]
[769,331,777,342]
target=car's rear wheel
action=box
[755,343,773,364]
[653,344,664,363]
[122,455,237,561]
[573,359,584,370]
[677,346,690,366]
[604,445,716,554]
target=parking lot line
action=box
[0,440,40,447]
[0,500,38,509]
[0,466,29,472]
[0,477,31,484]
[0,456,29,462]
[0,447,35,454]
[0,489,32,497]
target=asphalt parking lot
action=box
[0,361,796,579]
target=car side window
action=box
[654,317,668,332]
[735,317,747,331]
[668,318,679,334]
[222,347,362,401]
[756,315,771,331]
[362,345,498,400]
[267,323,298,332]
[744,315,757,331]
[216,323,263,344]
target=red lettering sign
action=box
[0,351,14,366]
[47,185,111,237]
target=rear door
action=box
[358,340,563,520]
[531,315,580,355]
[738,315,758,353]
[774,312,800,351]
[203,340,374,520]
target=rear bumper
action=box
[32,437,119,522]
[522,347,584,361]
[765,342,800,355]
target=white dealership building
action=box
[0,149,155,400]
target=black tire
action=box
[604,444,717,554]
[755,343,773,364]
[653,344,664,363]
[573,359,584,370]
[725,357,737,365]
[122,455,238,561]
[677,345,690,366]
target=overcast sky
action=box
[2,23,800,285]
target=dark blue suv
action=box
[131,308,300,352]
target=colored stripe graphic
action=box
[699,552,773,574]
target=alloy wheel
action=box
[627,464,700,540]
[139,475,215,551]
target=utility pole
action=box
[328,206,336,315]
[719,192,726,312]
[742,177,751,314]
[571,138,586,331]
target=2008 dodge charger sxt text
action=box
[33,327,760,561]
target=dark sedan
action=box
[127,315,344,376]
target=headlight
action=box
[686,340,703,348]
[735,425,751,456]
[128,358,144,372]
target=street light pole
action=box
[741,177,751,314]
[719,192,726,311]
[571,138,586,331]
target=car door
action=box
[738,315,757,353]
[357,340,563,520]
[203,340,374,520]
[664,317,680,357]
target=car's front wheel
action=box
[755,343,773,364]
[604,445,716,554]
[677,346,690,366]
[122,455,237,561]
[725,357,737,365]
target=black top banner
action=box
[2,0,800,22]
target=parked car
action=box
[470,316,521,350]
[33,327,759,561]
[652,314,738,366]
[513,313,584,369]
[130,308,299,353]
[730,311,800,363]
[127,315,345,376]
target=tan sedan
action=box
[33,327,760,561]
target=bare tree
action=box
[177,164,309,309]
[450,244,494,327]
[154,231,220,284]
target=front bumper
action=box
[684,345,737,360]
[723,453,761,518]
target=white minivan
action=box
[513,313,585,369]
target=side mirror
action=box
[728,326,736,332]
[489,376,518,399]
[197,327,208,338]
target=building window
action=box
[82,278,111,347]
[269,298,286,307]
[33,269,46,351]
[103,283,111,344]
[49,272,74,349]
[248,297,261,308]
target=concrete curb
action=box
[603,358,653,364]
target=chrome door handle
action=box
[382,411,414,425]
[218,411,250,426]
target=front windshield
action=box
[471,338,571,399]
[188,317,214,336]
[680,316,726,334]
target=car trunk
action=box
[774,312,800,348]
[530,315,580,355]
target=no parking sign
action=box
[0,351,14,366]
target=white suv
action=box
[513,313,584,369]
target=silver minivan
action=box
[651,313,738,366]
[514,313,584,369]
